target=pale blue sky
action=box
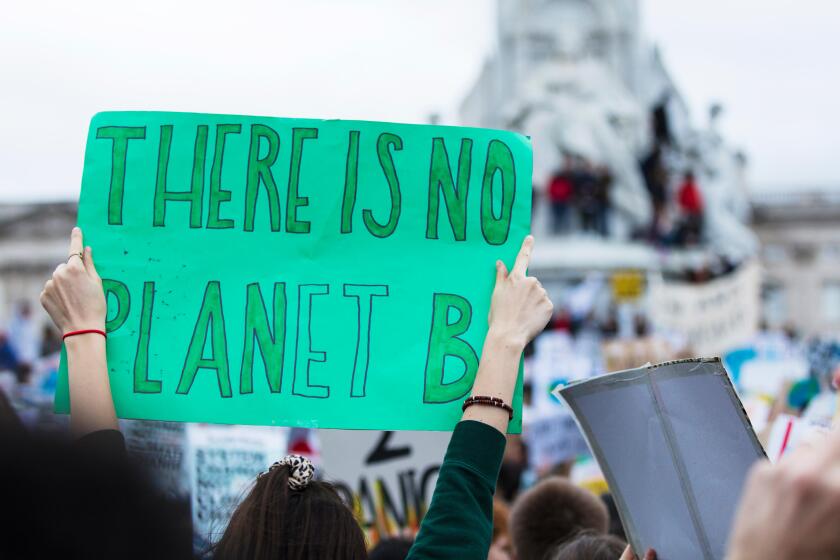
[0,0,837,201]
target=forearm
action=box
[461,328,524,434]
[65,334,118,436]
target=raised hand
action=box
[40,227,106,334]
[488,235,554,349]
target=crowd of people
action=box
[542,148,706,249]
[542,104,710,252]
[545,154,613,237]
[637,100,708,249]
[0,302,62,386]
[2,228,840,560]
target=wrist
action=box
[485,326,528,354]
[64,329,107,352]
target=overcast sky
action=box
[1,0,837,202]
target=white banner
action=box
[185,424,288,544]
[123,419,188,498]
[650,260,760,356]
[524,411,590,470]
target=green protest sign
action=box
[56,111,532,431]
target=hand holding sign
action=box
[464,236,552,434]
[40,227,106,334]
[42,228,116,436]
[488,235,553,349]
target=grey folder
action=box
[555,358,765,560]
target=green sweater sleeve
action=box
[406,420,506,560]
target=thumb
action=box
[495,260,508,284]
[84,246,100,279]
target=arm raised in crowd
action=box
[726,424,840,559]
[408,235,554,560]
[40,227,116,436]
[462,235,554,432]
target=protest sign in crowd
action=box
[0,112,839,560]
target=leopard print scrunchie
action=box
[264,455,315,491]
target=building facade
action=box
[0,202,76,329]
[752,191,840,337]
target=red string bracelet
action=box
[62,329,107,340]
[462,395,514,420]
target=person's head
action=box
[549,530,626,560]
[367,537,413,560]
[634,315,649,338]
[498,436,527,501]
[213,455,367,560]
[510,477,609,560]
[684,170,695,182]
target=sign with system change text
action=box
[56,111,532,431]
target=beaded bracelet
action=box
[462,395,514,420]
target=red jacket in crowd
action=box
[548,173,573,203]
[678,177,704,215]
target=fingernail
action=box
[72,226,80,233]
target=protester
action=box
[497,435,528,501]
[0,331,18,372]
[406,235,553,558]
[39,228,555,560]
[677,171,703,216]
[677,171,704,244]
[7,301,39,383]
[509,476,609,560]
[640,146,668,224]
[212,453,367,559]
[572,159,601,235]
[548,530,626,560]
[547,156,575,234]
